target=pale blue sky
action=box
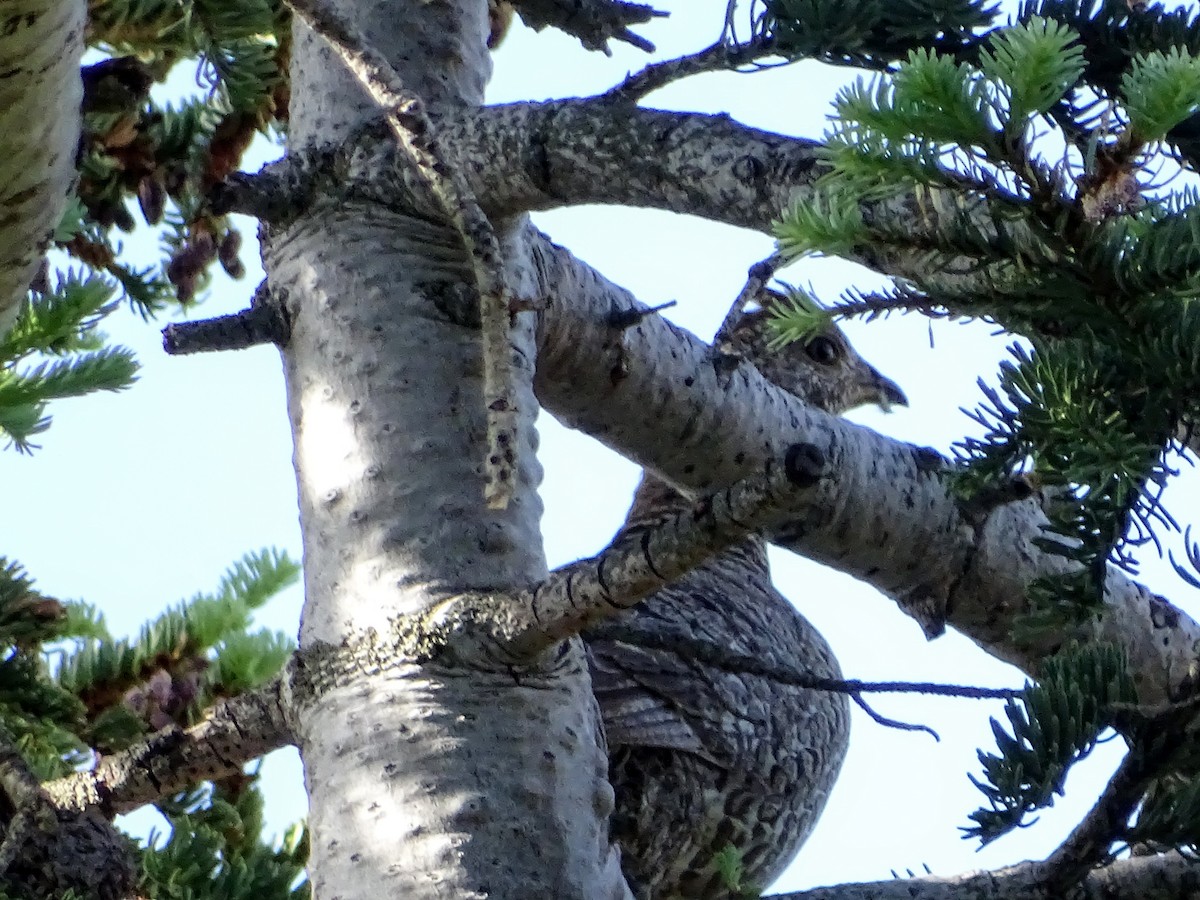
[4,0,1199,891]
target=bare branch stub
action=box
[713,249,786,348]
[209,159,324,226]
[163,283,291,354]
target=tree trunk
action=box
[0,0,84,328]
[270,0,630,895]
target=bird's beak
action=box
[866,368,909,412]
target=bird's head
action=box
[622,291,907,529]
[724,290,908,415]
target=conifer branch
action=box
[382,443,831,665]
[43,679,293,817]
[525,224,1200,707]
[283,0,520,509]
[504,442,830,657]
[759,0,994,69]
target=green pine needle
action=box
[773,187,867,260]
[217,549,302,614]
[1121,47,1200,144]
[890,48,995,146]
[2,349,138,404]
[0,274,119,361]
[978,17,1084,125]
[1133,773,1200,855]
[142,779,309,900]
[764,0,998,65]
[763,288,834,349]
[211,630,294,694]
[0,348,138,451]
[56,549,299,698]
[964,642,1135,844]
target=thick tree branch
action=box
[441,99,1006,281]
[768,853,1200,900]
[505,441,829,655]
[220,100,820,237]
[365,444,825,666]
[440,99,824,233]
[211,140,1200,703]
[0,0,85,331]
[226,99,993,288]
[221,99,941,296]
[44,680,292,817]
[525,224,1200,706]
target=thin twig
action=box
[852,695,940,741]
[582,622,1021,701]
[283,0,519,509]
[603,35,776,103]
[713,249,786,346]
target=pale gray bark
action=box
[13,0,1200,895]
[442,99,820,229]
[202,96,1200,893]
[85,83,1199,896]
[0,0,84,331]
[526,226,1200,706]
[441,99,1028,281]
[273,1,628,895]
[771,854,1200,900]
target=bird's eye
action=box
[805,335,841,366]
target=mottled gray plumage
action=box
[587,296,906,898]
